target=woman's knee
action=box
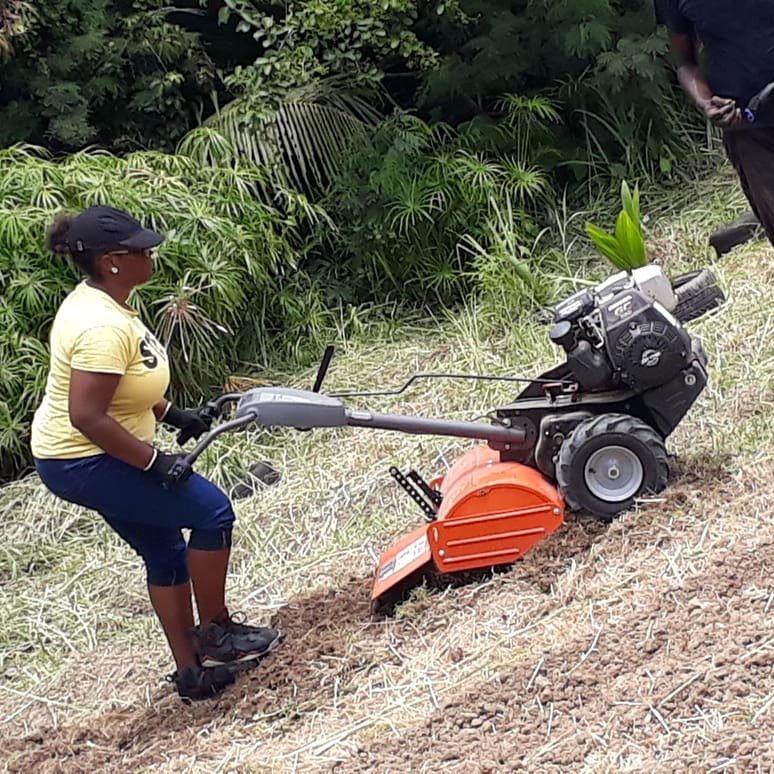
[140,535,190,586]
[181,475,235,551]
[184,474,236,530]
[188,525,233,551]
[103,515,190,587]
[145,554,190,586]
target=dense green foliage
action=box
[414,0,692,183]
[221,0,436,110]
[1,1,694,178]
[0,1,713,479]
[317,102,560,306]
[0,2,228,150]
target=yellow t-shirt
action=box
[31,282,170,459]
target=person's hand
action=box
[148,449,193,489]
[703,96,742,128]
[162,404,215,445]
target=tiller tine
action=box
[371,445,565,614]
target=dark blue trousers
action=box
[36,454,235,586]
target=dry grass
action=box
[0,172,772,772]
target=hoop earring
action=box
[110,266,119,275]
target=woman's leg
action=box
[35,454,276,671]
[186,537,281,666]
[187,547,230,625]
[148,583,197,669]
[35,456,223,666]
[98,514,199,669]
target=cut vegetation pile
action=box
[0,175,772,772]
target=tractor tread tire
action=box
[672,269,726,323]
[556,413,669,520]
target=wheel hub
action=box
[584,446,643,502]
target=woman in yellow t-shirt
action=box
[31,206,280,701]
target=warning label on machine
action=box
[378,533,430,581]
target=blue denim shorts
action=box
[35,454,235,586]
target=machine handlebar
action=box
[173,386,532,475]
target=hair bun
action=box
[46,212,75,255]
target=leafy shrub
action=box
[317,104,559,308]
[413,0,704,184]
[0,1,225,150]
[0,144,326,478]
[221,0,437,107]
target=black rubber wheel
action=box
[556,414,669,520]
[671,268,726,323]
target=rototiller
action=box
[168,266,721,612]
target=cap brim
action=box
[120,228,165,249]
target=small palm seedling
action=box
[585,181,648,270]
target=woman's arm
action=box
[69,369,155,469]
[153,399,171,421]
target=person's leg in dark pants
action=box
[148,584,197,667]
[35,454,277,681]
[35,456,232,662]
[94,468,239,661]
[101,514,238,699]
[186,527,280,666]
[724,127,774,246]
[102,515,198,670]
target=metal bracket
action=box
[406,470,443,508]
[543,381,580,401]
[389,467,438,522]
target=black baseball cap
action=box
[68,205,165,254]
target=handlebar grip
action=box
[162,458,194,490]
[176,406,220,446]
[179,412,258,467]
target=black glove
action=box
[148,449,193,490]
[163,404,215,445]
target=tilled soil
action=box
[4,574,376,772]
[2,517,611,772]
[339,535,774,772]
[3,467,772,772]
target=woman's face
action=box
[101,247,156,286]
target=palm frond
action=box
[180,78,383,193]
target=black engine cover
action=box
[601,291,692,389]
[613,320,688,388]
